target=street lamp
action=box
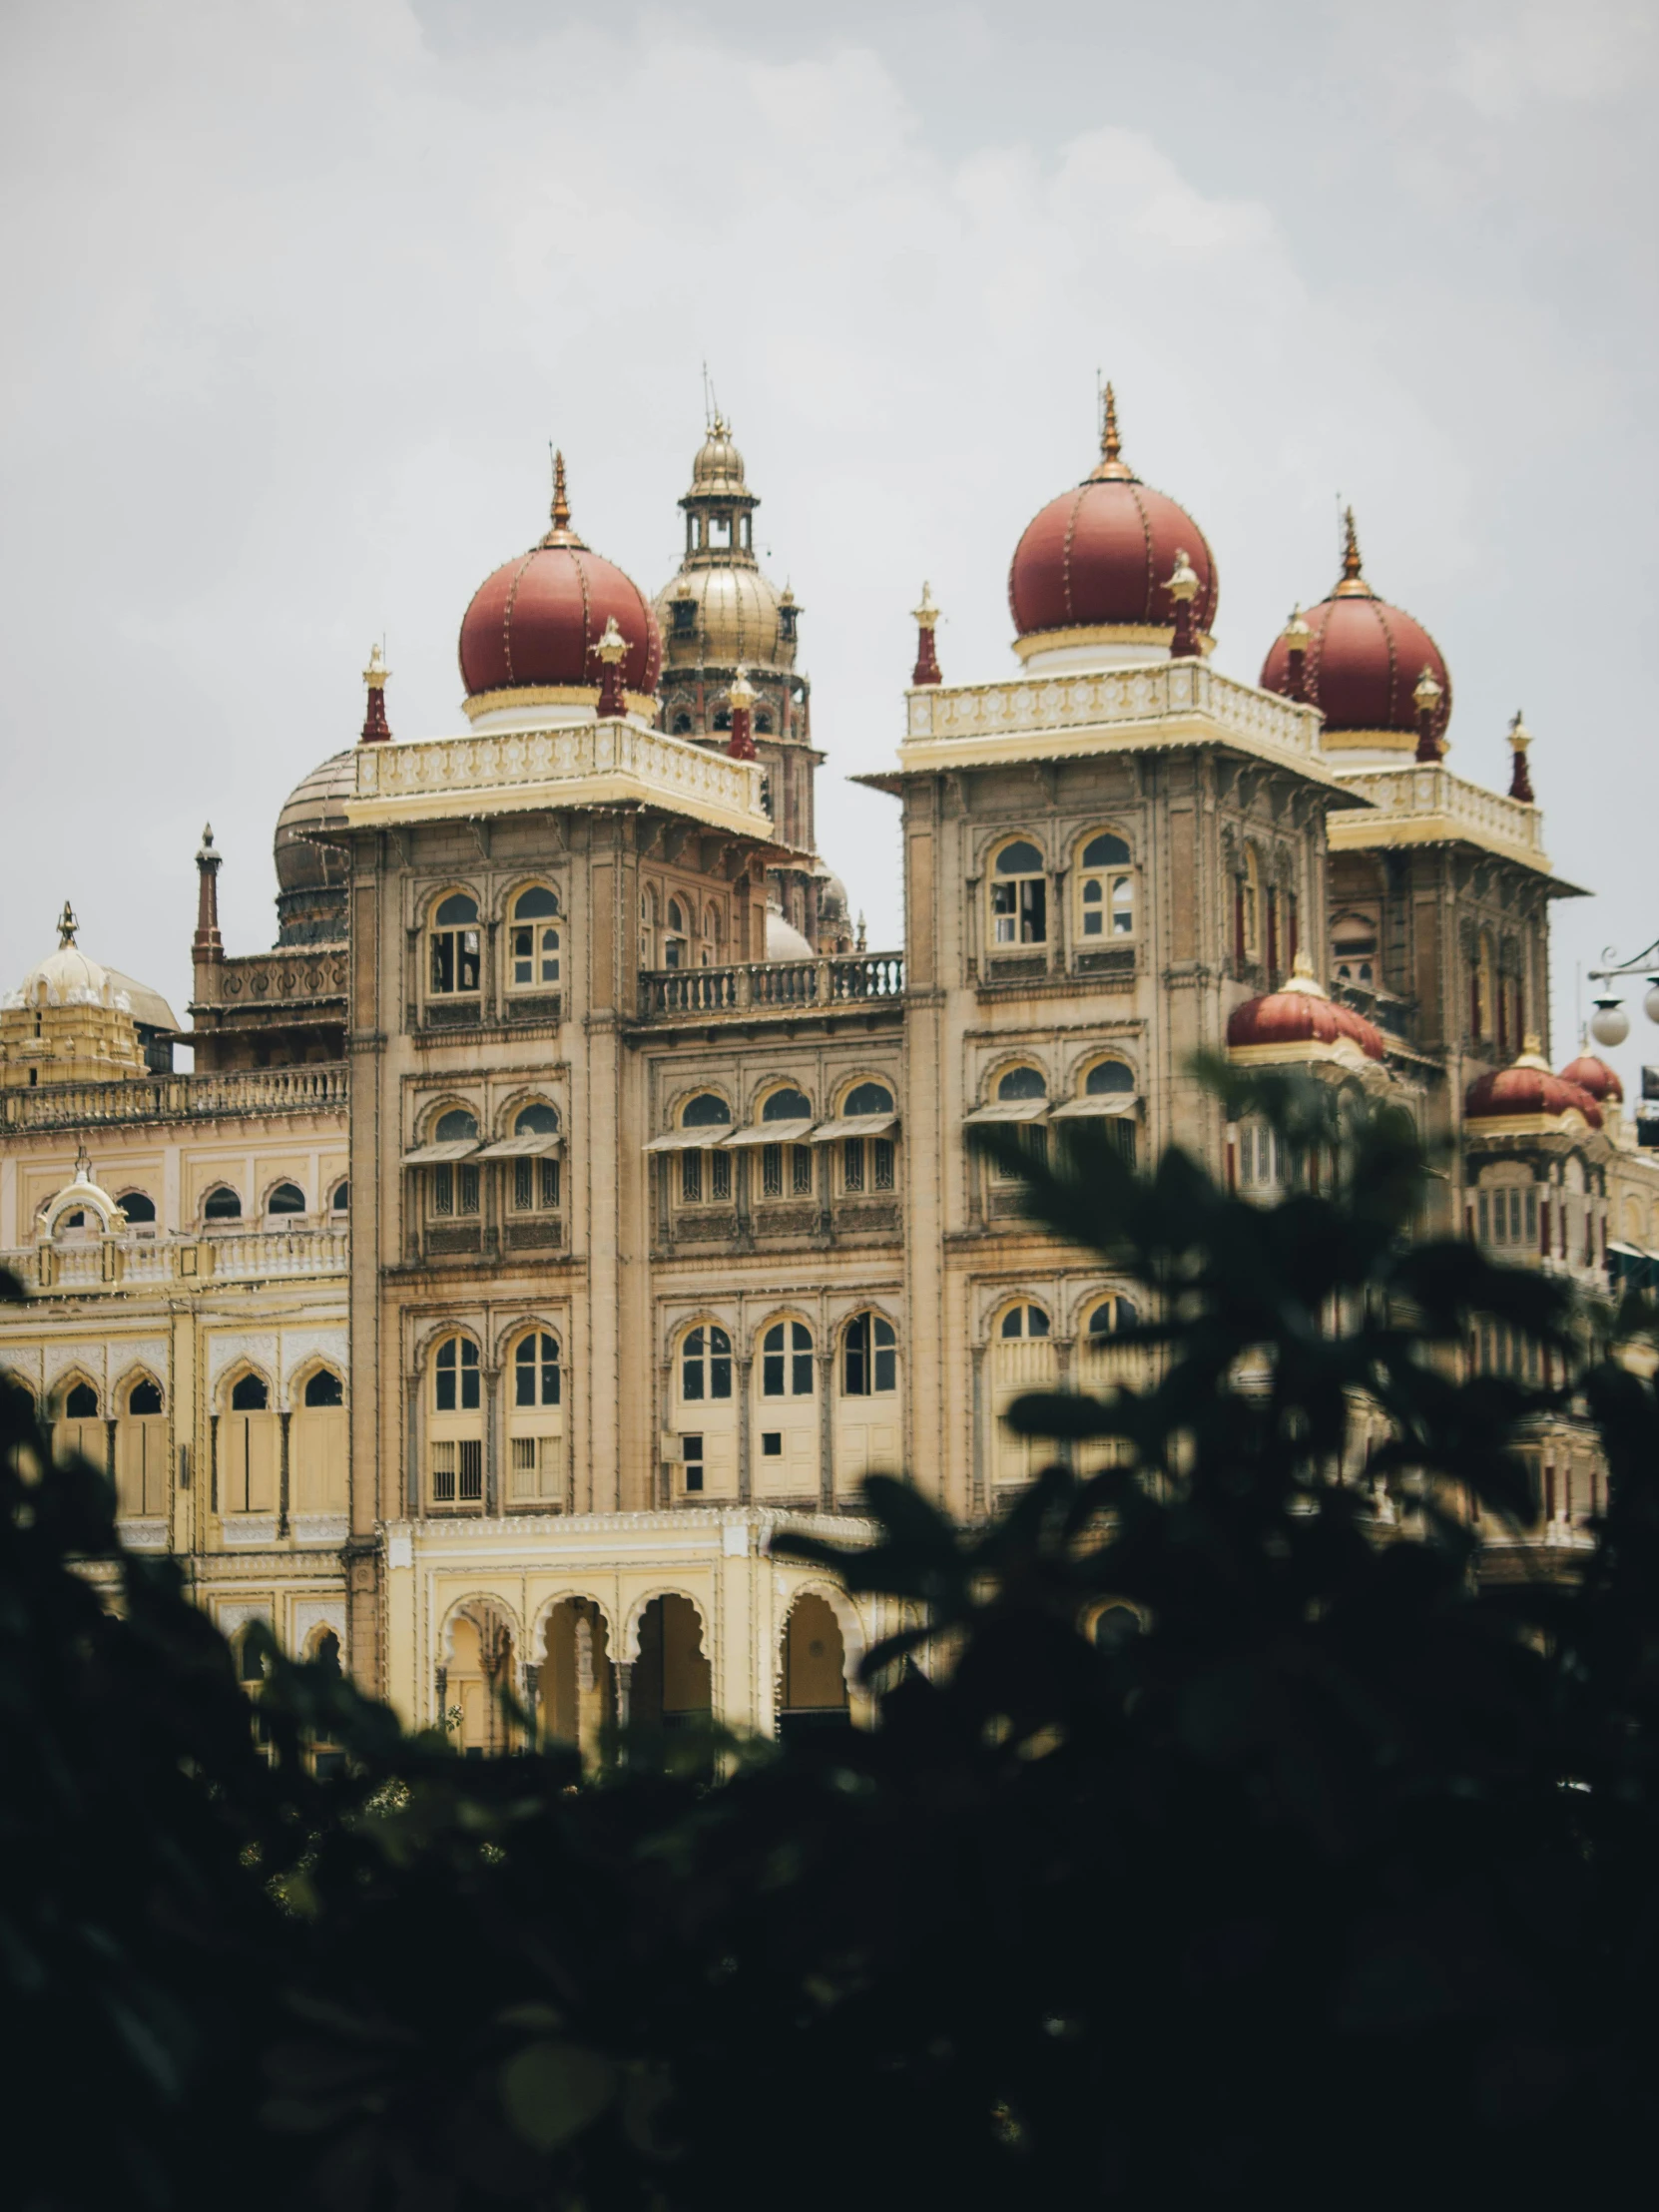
[1586,938,1659,1043]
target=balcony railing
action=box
[0,1063,348,1131]
[3,1226,349,1295]
[637,952,904,1023]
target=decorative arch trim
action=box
[622,1585,710,1666]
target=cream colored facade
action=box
[4,416,1656,1742]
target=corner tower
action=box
[654,419,827,944]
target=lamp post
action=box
[1586,940,1659,1048]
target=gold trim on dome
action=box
[461,686,660,723]
[1010,624,1216,664]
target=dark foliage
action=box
[7,1077,1659,2211]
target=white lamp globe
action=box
[1645,979,1659,1027]
[1591,996,1630,1047]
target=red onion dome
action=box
[458,452,662,709]
[1558,1052,1623,1103]
[1007,386,1218,652]
[1260,509,1448,749]
[1464,1046,1602,1130]
[1226,956,1385,1064]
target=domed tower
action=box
[654,418,824,942]
[1007,385,1219,671]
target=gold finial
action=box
[72,1143,93,1184]
[1412,665,1443,714]
[57,900,77,948]
[912,581,940,628]
[1334,505,1375,597]
[728,664,758,709]
[1090,380,1135,482]
[551,447,570,533]
[1281,603,1311,647]
[363,641,389,689]
[1508,708,1532,752]
[595,615,628,668]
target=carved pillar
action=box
[818,1347,834,1512]
[278,1407,291,1537]
[483,1362,502,1516]
[737,1354,753,1504]
[970,1343,987,1520]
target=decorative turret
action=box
[727,666,758,761]
[1007,382,1219,670]
[1280,606,1311,703]
[1166,549,1201,661]
[594,616,629,719]
[1508,711,1535,803]
[1413,666,1445,764]
[0,905,174,1088]
[911,583,942,687]
[194,827,223,966]
[360,642,391,744]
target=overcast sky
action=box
[2,0,1654,1079]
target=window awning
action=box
[962,1099,1049,1125]
[644,1126,730,1154]
[810,1112,899,1143]
[721,1119,818,1147]
[401,1139,481,1165]
[476,1133,564,1158]
[1049,1094,1138,1119]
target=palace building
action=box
[2,396,1653,1751]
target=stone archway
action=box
[538,1596,615,1767]
[778,1591,851,1746]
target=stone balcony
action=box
[4,1225,349,1297]
[347,717,776,839]
[1327,762,1579,885]
[0,1063,348,1132]
[635,952,904,1025]
[896,659,1356,793]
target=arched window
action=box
[434,1337,479,1412]
[268,1182,305,1216]
[842,1312,896,1396]
[292,1368,346,1515]
[1474,932,1495,1043]
[1237,1121,1279,1195]
[116,1377,166,1517]
[998,1066,1047,1102]
[1085,1059,1133,1095]
[664,897,689,970]
[753,1086,815,1202]
[762,1321,815,1396]
[837,1079,897,1197]
[676,1093,732,1206]
[1332,908,1379,987]
[755,711,774,736]
[640,886,659,968]
[989,1065,1049,1179]
[509,885,561,993]
[1076,830,1134,942]
[1237,847,1262,964]
[1087,1295,1140,1336]
[507,1103,562,1216]
[430,1336,482,1506]
[672,711,694,734]
[223,1375,276,1513]
[1476,1175,1538,1251]
[330,1181,349,1214]
[54,1380,104,1473]
[120,1190,157,1224]
[507,1331,564,1505]
[681,1325,733,1402]
[998,1303,1050,1340]
[429,891,481,998]
[429,1109,480,1220]
[990,839,1047,947]
[514,1332,561,1406]
[204,1185,242,1222]
[701,904,722,969]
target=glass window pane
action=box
[994,840,1043,874]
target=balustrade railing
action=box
[1,1062,347,1131]
[1,1225,349,1294]
[638,952,904,1022]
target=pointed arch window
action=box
[989,839,1047,947]
[509,886,561,992]
[842,1312,897,1396]
[1076,830,1135,942]
[429,892,481,997]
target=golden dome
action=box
[656,563,797,673]
[689,417,749,499]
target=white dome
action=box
[765,907,815,961]
[3,941,122,1013]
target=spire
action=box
[1334,505,1374,598]
[360,641,391,744]
[57,900,78,949]
[194,825,223,967]
[911,582,942,687]
[1089,379,1137,483]
[539,448,585,549]
[1507,709,1535,803]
